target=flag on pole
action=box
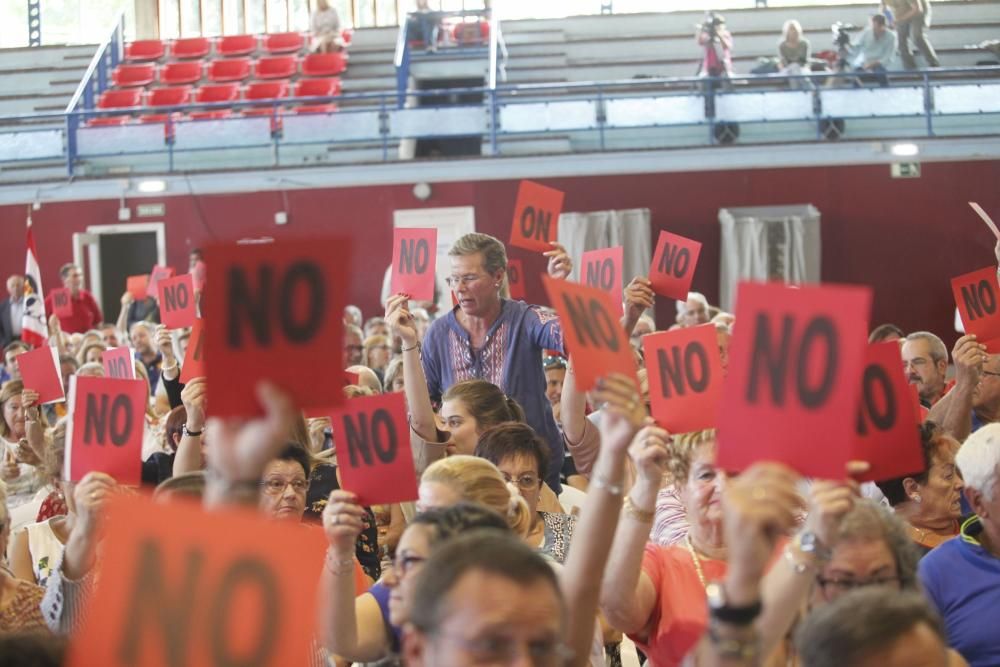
[22,215,48,348]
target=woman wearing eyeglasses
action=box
[875,422,963,556]
[475,421,576,563]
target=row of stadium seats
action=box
[111,53,347,87]
[123,31,352,62]
[89,77,342,126]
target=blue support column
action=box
[27,0,41,46]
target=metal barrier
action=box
[1,64,999,179]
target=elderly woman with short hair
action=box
[920,423,1000,666]
[876,421,963,555]
[410,232,572,492]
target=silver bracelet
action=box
[325,551,356,575]
[590,472,624,496]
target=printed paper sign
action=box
[853,341,924,482]
[509,180,564,252]
[649,230,702,301]
[332,392,419,506]
[126,275,149,300]
[51,288,73,318]
[147,264,176,299]
[102,347,136,380]
[204,238,351,416]
[507,259,526,300]
[542,275,635,392]
[390,227,438,302]
[717,282,872,479]
[158,274,198,329]
[952,266,1000,352]
[581,246,624,316]
[64,375,147,486]
[180,318,206,383]
[65,494,326,667]
[643,325,723,433]
[17,345,65,404]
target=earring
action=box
[912,494,922,504]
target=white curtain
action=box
[719,204,821,312]
[558,208,653,303]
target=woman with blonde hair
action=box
[778,18,812,88]
[310,0,344,53]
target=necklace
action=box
[685,534,709,590]
[908,520,958,548]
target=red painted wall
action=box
[2,159,998,344]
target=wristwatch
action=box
[795,530,832,562]
[706,582,762,626]
[182,424,204,437]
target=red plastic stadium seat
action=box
[112,63,156,87]
[254,55,297,80]
[124,40,165,62]
[171,37,211,60]
[293,78,340,113]
[140,86,191,123]
[98,88,143,109]
[190,83,240,119]
[87,116,131,127]
[295,77,340,98]
[217,34,257,57]
[88,88,142,126]
[243,81,288,116]
[301,52,346,77]
[160,61,202,85]
[207,57,251,83]
[263,32,305,54]
[453,20,489,45]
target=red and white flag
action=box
[22,216,48,347]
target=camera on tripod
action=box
[701,12,726,42]
[831,22,857,50]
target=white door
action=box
[73,223,166,322]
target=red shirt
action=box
[44,289,102,334]
[630,543,727,667]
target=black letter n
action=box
[746,313,794,405]
[118,540,203,667]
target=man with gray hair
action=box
[410,232,573,491]
[676,292,710,329]
[129,320,162,394]
[919,423,1000,666]
[902,331,951,406]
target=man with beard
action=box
[902,331,951,407]
[130,321,162,394]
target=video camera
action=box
[831,22,858,50]
[701,12,726,41]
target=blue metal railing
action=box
[64,8,126,177]
[0,64,997,179]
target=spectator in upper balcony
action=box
[697,11,734,80]
[851,14,898,87]
[883,0,940,70]
[310,0,345,53]
[409,0,442,53]
[778,19,813,88]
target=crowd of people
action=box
[0,228,998,667]
[703,0,941,89]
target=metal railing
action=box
[1,64,998,180]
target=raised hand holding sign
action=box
[649,230,702,300]
[581,246,624,316]
[51,288,73,318]
[102,347,136,380]
[717,281,872,479]
[509,180,565,252]
[66,493,326,667]
[331,391,419,506]
[16,345,65,404]
[391,227,438,302]
[204,238,351,416]
[543,275,636,391]
[64,375,146,486]
[952,266,1000,351]
[157,274,197,329]
[643,324,723,433]
[852,341,924,482]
